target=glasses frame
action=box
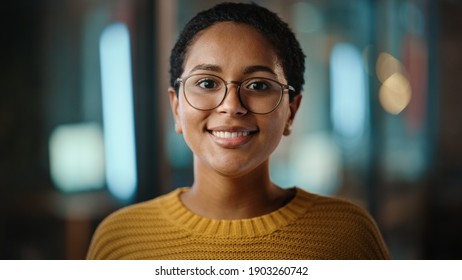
[175,73,295,115]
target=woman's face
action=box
[169,22,301,178]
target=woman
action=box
[87,2,391,260]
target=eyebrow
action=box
[188,64,276,76]
[243,65,276,75]
[189,64,222,74]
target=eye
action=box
[246,80,270,91]
[186,75,223,94]
[197,79,218,89]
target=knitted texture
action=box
[87,188,391,259]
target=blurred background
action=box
[1,0,461,259]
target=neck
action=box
[181,159,290,220]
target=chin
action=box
[210,159,266,179]
[212,164,248,177]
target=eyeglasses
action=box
[175,74,295,114]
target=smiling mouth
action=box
[211,131,251,138]
[208,129,255,148]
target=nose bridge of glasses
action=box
[224,80,241,92]
[221,80,241,101]
[216,80,246,113]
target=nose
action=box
[217,83,248,116]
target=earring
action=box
[284,122,292,135]
[175,123,182,134]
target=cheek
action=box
[264,116,285,135]
[258,111,288,149]
[269,103,291,130]
[177,98,195,128]
[177,102,205,144]
[266,106,292,140]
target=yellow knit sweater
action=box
[87,187,391,259]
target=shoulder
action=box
[100,189,176,225]
[296,188,375,222]
[292,188,391,259]
[296,188,382,234]
[86,188,182,259]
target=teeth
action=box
[212,131,250,138]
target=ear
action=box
[284,94,302,136]
[168,87,183,134]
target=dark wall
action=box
[423,0,462,259]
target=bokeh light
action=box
[376,52,412,114]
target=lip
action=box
[207,126,258,148]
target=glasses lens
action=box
[183,74,226,110]
[240,78,283,114]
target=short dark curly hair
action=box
[169,2,306,101]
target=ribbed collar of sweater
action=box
[158,187,312,238]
